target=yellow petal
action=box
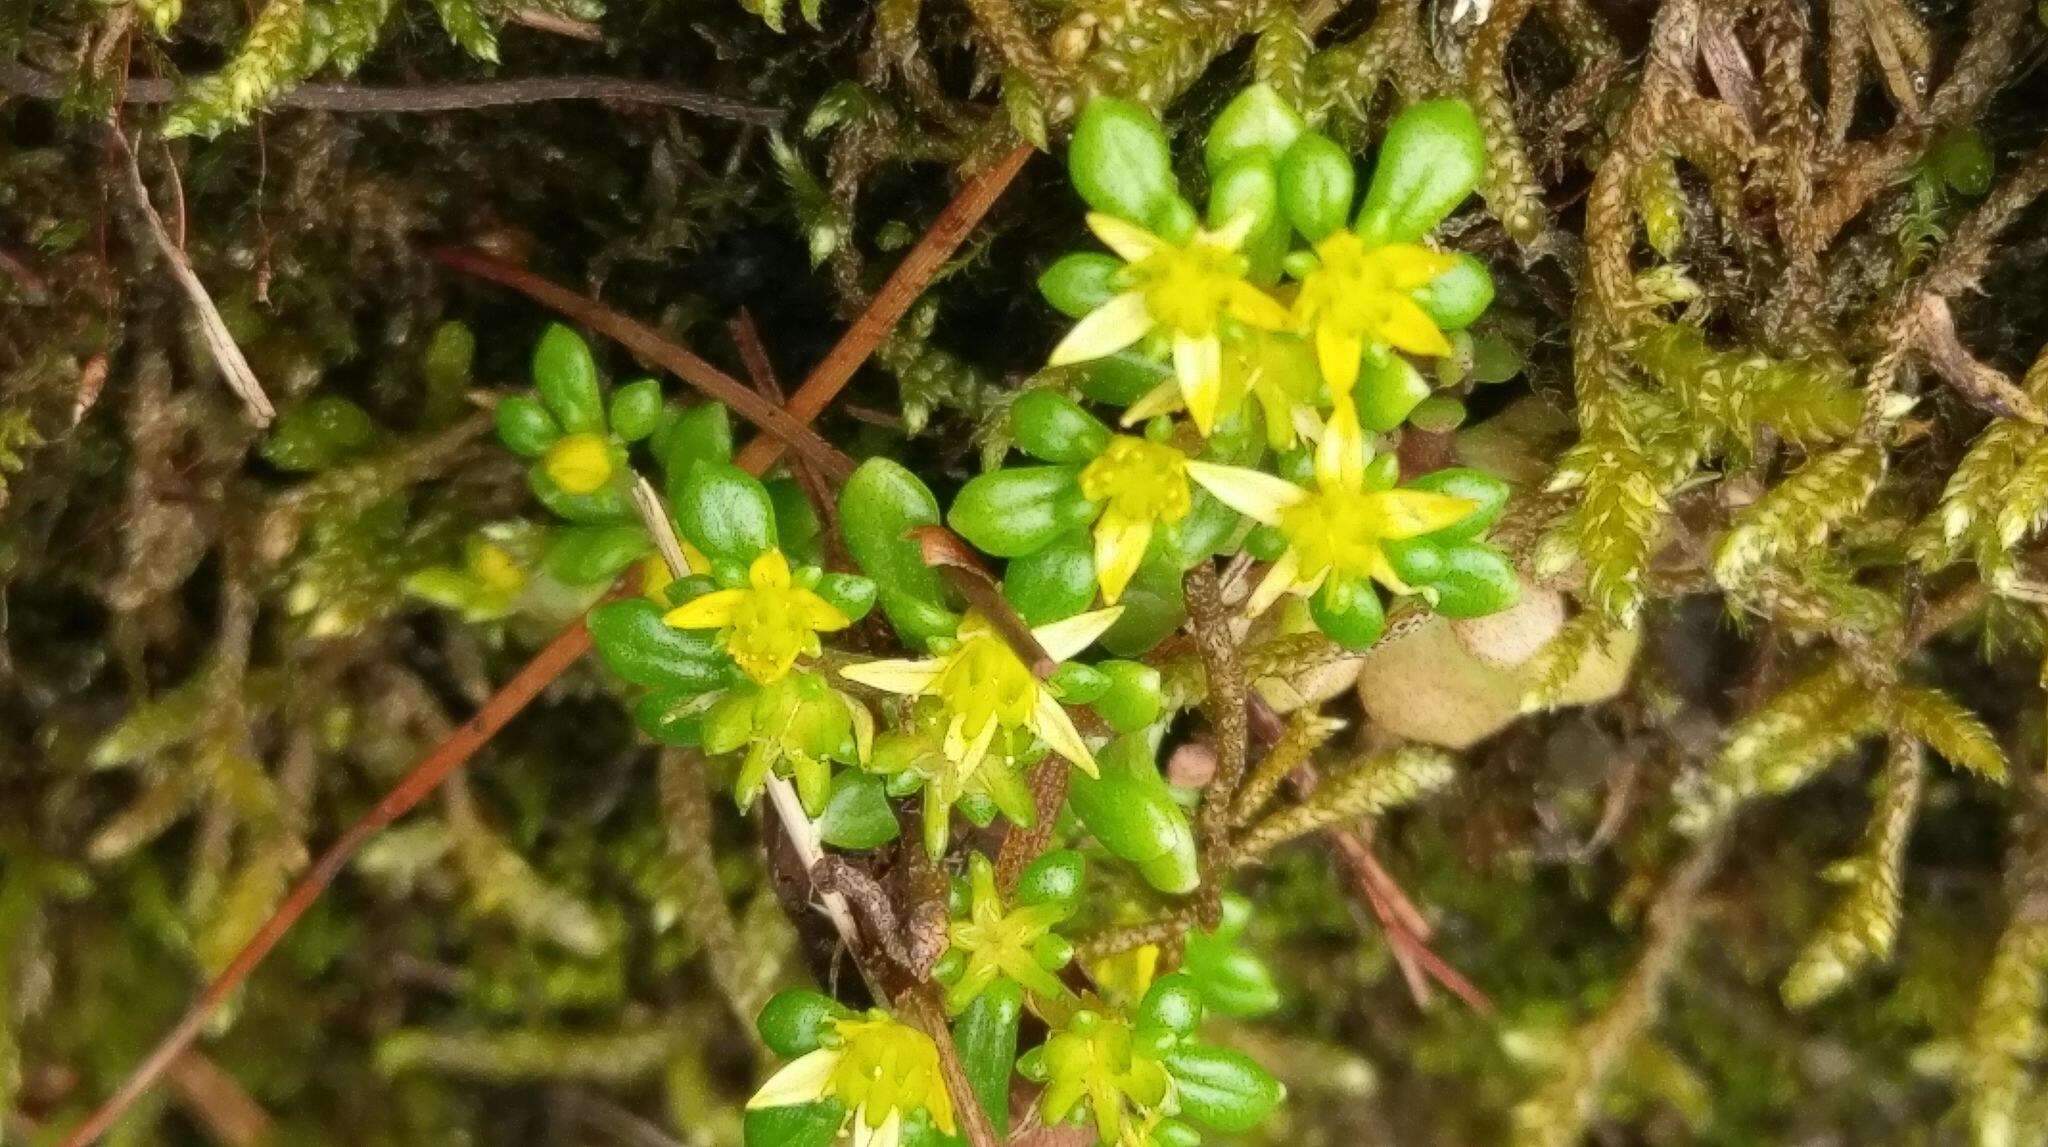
[1119,377,1186,426]
[1370,489,1478,538]
[1031,606,1126,662]
[1376,295,1453,357]
[1031,689,1098,776]
[1379,243,1461,288]
[843,693,875,762]
[1049,291,1155,367]
[748,548,793,589]
[793,588,853,631]
[841,658,944,695]
[1174,333,1225,434]
[1086,212,1170,263]
[1315,398,1368,493]
[747,1048,840,1109]
[663,589,745,630]
[1243,549,1303,619]
[1185,461,1309,526]
[1225,280,1289,329]
[1315,323,1364,394]
[958,713,1001,778]
[1092,512,1153,605]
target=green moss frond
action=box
[1782,737,1923,1008]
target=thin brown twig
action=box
[0,62,784,124]
[430,247,856,481]
[734,144,1034,474]
[109,124,274,426]
[57,615,597,1147]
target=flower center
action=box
[542,432,614,494]
[936,634,1040,736]
[1078,437,1193,526]
[1133,241,1248,337]
[1279,487,1394,583]
[724,584,823,683]
[1300,233,1455,338]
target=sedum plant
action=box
[443,82,1511,1147]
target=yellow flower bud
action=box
[543,432,613,494]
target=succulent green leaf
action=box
[1413,253,1495,331]
[1002,531,1098,626]
[948,466,1097,558]
[1205,83,1305,174]
[817,771,901,850]
[1069,98,1177,224]
[1011,390,1112,465]
[1355,99,1487,245]
[1418,543,1518,618]
[608,379,664,441]
[495,395,561,458]
[1161,1043,1285,1133]
[839,458,960,644]
[1276,131,1355,242]
[1092,660,1164,734]
[532,324,605,434]
[952,979,1024,1133]
[1354,347,1433,433]
[588,599,734,694]
[1039,253,1125,319]
[542,524,652,587]
[674,462,777,565]
[744,1102,845,1147]
[1310,576,1387,650]
[1068,734,1200,895]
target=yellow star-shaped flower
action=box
[1048,213,1289,436]
[1291,231,1459,393]
[663,548,850,684]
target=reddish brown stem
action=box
[59,617,595,1147]
[733,144,1034,474]
[430,246,856,481]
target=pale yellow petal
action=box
[1031,689,1098,776]
[1364,548,1417,595]
[1185,461,1309,526]
[747,1048,840,1109]
[1175,333,1225,434]
[958,713,1001,779]
[1376,296,1453,357]
[1049,291,1155,366]
[840,658,945,695]
[1315,398,1368,493]
[1119,378,1186,426]
[1371,489,1478,539]
[1092,512,1153,605]
[663,589,745,630]
[749,548,793,589]
[843,693,875,762]
[1031,605,1126,662]
[1086,212,1170,262]
[1243,549,1303,619]
[1315,323,1364,394]
[1225,281,1290,329]
[1172,333,1223,433]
